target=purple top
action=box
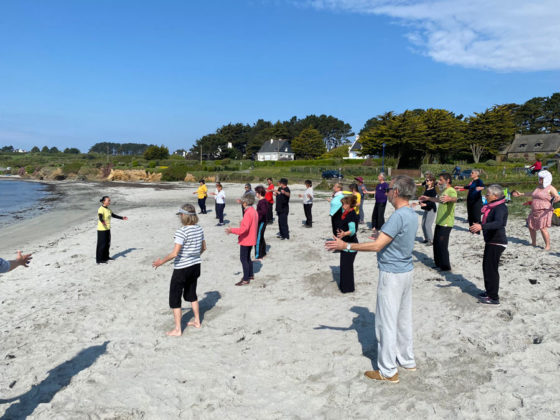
[375,182,389,203]
[257,199,269,224]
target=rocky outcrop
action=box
[107,169,162,182]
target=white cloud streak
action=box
[302,0,560,71]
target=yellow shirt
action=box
[98,206,112,231]
[342,191,361,215]
[196,184,208,199]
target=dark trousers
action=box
[331,209,342,237]
[277,212,289,239]
[339,251,357,293]
[303,203,313,226]
[96,230,111,263]
[483,243,505,301]
[216,203,225,224]
[240,245,253,281]
[467,199,483,227]
[433,225,452,271]
[267,203,274,223]
[255,221,267,259]
[198,197,207,214]
[372,201,387,230]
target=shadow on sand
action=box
[0,341,109,419]
[315,306,377,368]
[181,291,221,328]
[111,248,138,259]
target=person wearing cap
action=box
[354,177,367,224]
[0,250,32,274]
[152,203,206,336]
[513,170,560,250]
[96,196,128,264]
[193,180,208,214]
[226,194,258,285]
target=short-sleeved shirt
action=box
[436,187,457,227]
[98,206,112,231]
[196,184,208,199]
[0,258,10,274]
[303,187,314,204]
[173,225,205,269]
[276,186,290,214]
[377,206,418,273]
[375,182,389,203]
[214,189,225,204]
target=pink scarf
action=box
[481,198,505,224]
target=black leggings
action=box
[433,225,452,270]
[255,222,267,259]
[96,230,111,263]
[198,197,207,214]
[331,209,342,237]
[483,244,505,301]
[267,203,274,223]
[216,203,225,224]
[278,212,289,239]
[339,251,357,293]
[240,245,253,281]
[467,199,483,227]
[372,202,387,230]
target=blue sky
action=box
[1,0,558,152]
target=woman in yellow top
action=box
[342,184,362,216]
[97,196,128,264]
[193,179,208,214]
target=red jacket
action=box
[231,206,258,246]
[265,184,274,204]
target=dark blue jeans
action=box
[240,245,253,281]
[216,203,225,223]
[198,197,207,214]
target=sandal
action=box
[235,279,250,286]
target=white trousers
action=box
[375,270,415,377]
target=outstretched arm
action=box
[152,244,182,268]
[1,251,33,273]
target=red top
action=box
[533,161,542,170]
[265,183,274,204]
[230,206,258,246]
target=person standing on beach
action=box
[325,175,419,383]
[152,204,206,336]
[416,173,437,245]
[0,250,32,274]
[237,183,255,217]
[274,178,291,240]
[469,185,508,305]
[209,182,226,226]
[254,185,269,260]
[299,180,314,228]
[364,173,389,238]
[456,169,484,230]
[354,177,367,224]
[420,173,457,271]
[512,170,560,250]
[265,178,275,223]
[226,195,258,285]
[96,196,128,264]
[336,195,359,293]
[193,180,208,214]
[327,183,344,237]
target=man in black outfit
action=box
[275,178,291,240]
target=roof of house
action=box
[349,139,362,152]
[505,133,560,154]
[257,139,293,154]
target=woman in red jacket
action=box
[226,194,258,286]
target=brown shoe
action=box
[364,370,399,383]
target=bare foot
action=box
[187,320,201,328]
[544,246,551,251]
[166,328,182,336]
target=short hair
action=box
[279,178,288,185]
[333,182,343,190]
[425,173,436,183]
[438,172,452,184]
[245,183,252,189]
[349,183,358,192]
[305,180,312,187]
[392,175,416,199]
[254,185,266,196]
[216,182,222,188]
[341,194,358,208]
[240,194,255,206]
[179,203,198,226]
[471,169,480,175]
[199,179,205,184]
[267,177,273,182]
[379,173,385,180]
[100,195,109,203]
[487,184,504,199]
[424,171,432,177]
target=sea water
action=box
[0,179,52,228]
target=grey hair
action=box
[471,169,480,175]
[392,175,416,200]
[240,194,255,206]
[486,184,504,199]
[379,173,385,180]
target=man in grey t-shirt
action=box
[326,175,418,384]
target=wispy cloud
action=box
[301,0,560,71]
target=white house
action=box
[256,139,295,161]
[346,136,369,159]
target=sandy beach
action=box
[1,181,559,419]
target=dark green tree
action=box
[291,127,326,159]
[41,146,49,153]
[467,105,516,163]
[49,146,60,153]
[144,145,169,160]
[31,146,40,153]
[63,147,81,154]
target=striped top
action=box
[173,225,205,269]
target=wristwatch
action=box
[346,243,352,251]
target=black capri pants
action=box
[169,264,200,308]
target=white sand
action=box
[1,181,559,419]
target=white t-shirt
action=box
[303,187,314,204]
[173,225,205,269]
[214,189,225,204]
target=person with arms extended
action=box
[335,195,359,293]
[254,185,269,260]
[416,173,437,245]
[457,169,484,230]
[96,196,128,264]
[299,180,314,228]
[274,178,291,240]
[152,204,206,336]
[227,194,258,285]
[0,251,32,274]
[209,182,226,226]
[327,183,344,237]
[193,179,208,214]
[325,175,419,383]
[469,185,508,305]
[364,173,389,238]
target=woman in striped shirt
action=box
[152,203,207,336]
